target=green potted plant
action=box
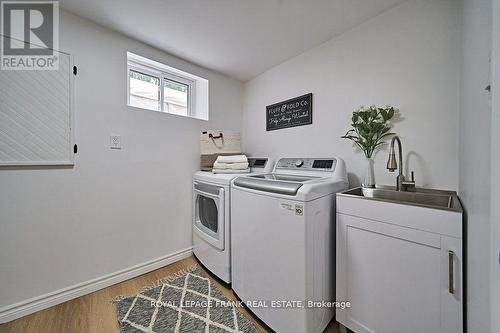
[342,105,398,187]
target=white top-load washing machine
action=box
[192,158,274,283]
[231,157,348,333]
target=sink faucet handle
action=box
[401,171,416,190]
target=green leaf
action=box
[380,110,388,121]
[379,132,395,139]
[381,127,391,135]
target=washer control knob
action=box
[295,160,304,167]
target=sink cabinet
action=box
[336,191,463,333]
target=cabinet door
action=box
[336,213,448,333]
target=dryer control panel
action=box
[248,158,268,168]
[275,158,337,171]
[248,157,274,173]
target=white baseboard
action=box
[0,247,193,324]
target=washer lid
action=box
[232,173,318,196]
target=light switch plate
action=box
[110,134,121,149]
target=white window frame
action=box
[127,59,196,117]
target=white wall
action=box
[459,0,492,332]
[491,0,500,330]
[0,10,243,318]
[242,0,461,189]
[242,1,497,331]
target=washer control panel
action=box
[275,158,336,171]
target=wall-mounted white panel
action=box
[0,51,73,165]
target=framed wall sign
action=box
[266,93,312,131]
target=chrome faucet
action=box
[386,136,415,191]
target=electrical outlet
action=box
[110,134,121,149]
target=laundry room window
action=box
[163,77,189,116]
[127,52,209,120]
[129,69,160,111]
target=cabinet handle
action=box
[448,250,455,294]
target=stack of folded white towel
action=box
[212,155,249,174]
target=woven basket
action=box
[200,130,242,171]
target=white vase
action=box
[362,157,376,188]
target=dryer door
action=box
[193,182,225,250]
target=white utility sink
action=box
[340,186,462,211]
[335,185,463,333]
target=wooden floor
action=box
[0,256,341,333]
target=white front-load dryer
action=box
[192,158,273,283]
